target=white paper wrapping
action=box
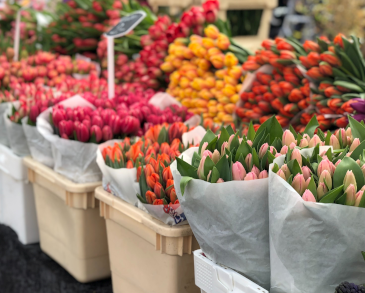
[0,102,10,146]
[171,147,271,290]
[21,117,54,168]
[182,126,206,147]
[269,147,365,293]
[37,95,101,183]
[96,140,140,205]
[4,103,30,157]
[137,200,187,226]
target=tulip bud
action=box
[232,161,246,181]
[329,135,340,150]
[299,139,308,148]
[247,140,253,147]
[221,141,229,157]
[146,190,157,204]
[362,185,365,192]
[251,165,260,177]
[120,116,140,135]
[259,143,269,159]
[244,172,258,181]
[197,156,207,180]
[29,105,40,123]
[102,125,113,141]
[346,127,352,139]
[355,190,364,207]
[335,128,347,146]
[212,149,220,164]
[345,184,356,206]
[259,170,268,179]
[154,182,165,199]
[282,130,296,146]
[317,182,328,200]
[200,142,208,157]
[302,189,316,202]
[350,138,361,152]
[303,133,311,142]
[280,145,288,155]
[318,159,334,176]
[319,170,332,190]
[76,123,90,143]
[269,146,277,155]
[289,142,297,150]
[245,153,253,171]
[357,160,361,166]
[308,135,323,148]
[343,170,357,191]
[217,178,225,183]
[292,174,306,195]
[91,115,104,129]
[203,150,213,159]
[302,166,311,180]
[281,164,291,180]
[276,169,287,180]
[53,108,66,128]
[291,149,302,166]
[227,134,235,150]
[90,125,102,143]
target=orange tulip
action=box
[146,190,157,204]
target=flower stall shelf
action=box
[147,0,194,15]
[194,250,269,293]
[23,157,110,283]
[95,186,200,293]
[0,144,39,245]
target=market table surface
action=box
[0,224,112,293]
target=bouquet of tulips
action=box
[268,117,365,293]
[171,115,306,290]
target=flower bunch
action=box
[272,117,365,206]
[176,116,288,183]
[162,24,250,125]
[102,123,187,169]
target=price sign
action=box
[105,11,146,99]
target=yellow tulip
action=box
[204,25,220,40]
[215,69,227,80]
[172,58,183,68]
[208,100,218,106]
[181,98,191,108]
[216,33,230,51]
[191,78,205,91]
[160,62,174,73]
[198,59,211,71]
[224,52,239,68]
[205,76,216,89]
[215,80,225,90]
[224,75,238,86]
[203,113,210,119]
[183,48,194,59]
[222,114,234,123]
[230,94,239,104]
[196,99,208,108]
[210,54,225,69]
[228,66,243,80]
[222,84,236,97]
[202,38,216,49]
[199,89,213,100]
[213,117,221,123]
[180,77,190,89]
[208,47,222,58]
[190,34,203,43]
[218,96,231,104]
[236,84,242,93]
[217,104,225,112]
[224,103,236,114]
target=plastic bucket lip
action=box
[95,186,194,238]
[0,144,28,181]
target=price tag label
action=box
[105,10,146,39]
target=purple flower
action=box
[351,99,365,121]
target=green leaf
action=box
[350,141,365,161]
[317,37,328,52]
[303,116,319,138]
[235,141,252,161]
[256,116,272,138]
[310,144,320,163]
[215,154,231,182]
[325,148,332,161]
[237,153,248,171]
[334,157,365,191]
[252,129,266,150]
[333,146,349,163]
[260,151,268,171]
[317,154,323,164]
[225,125,235,136]
[348,116,365,142]
[230,132,240,154]
[338,50,361,78]
[252,148,260,169]
[247,120,256,141]
[307,177,318,201]
[192,152,201,169]
[272,163,280,173]
[137,194,147,204]
[217,127,230,152]
[325,131,331,146]
[180,177,193,196]
[269,117,284,144]
[206,136,218,152]
[204,156,215,177]
[287,159,302,177]
[267,151,276,165]
[157,127,168,145]
[319,185,344,203]
[333,80,364,92]
[198,129,216,154]
[358,192,365,208]
[335,193,346,205]
[317,129,325,142]
[287,174,294,185]
[343,36,365,80]
[176,157,198,179]
[272,138,282,152]
[210,166,220,183]
[139,169,149,200]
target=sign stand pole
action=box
[107,37,115,99]
[14,9,21,61]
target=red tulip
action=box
[76,123,90,142]
[102,125,113,141]
[303,40,321,53]
[320,52,341,67]
[120,116,140,135]
[90,125,102,143]
[53,108,66,128]
[29,105,40,123]
[91,115,104,128]
[306,67,324,80]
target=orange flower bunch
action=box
[161,24,248,125]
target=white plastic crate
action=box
[0,144,39,244]
[194,250,268,293]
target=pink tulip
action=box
[245,153,252,171]
[197,156,207,180]
[346,152,353,157]
[361,164,365,178]
[346,128,352,138]
[251,165,260,177]
[319,169,332,190]
[317,182,328,200]
[212,150,220,164]
[207,170,212,182]
[357,160,361,166]
[232,161,246,181]
[317,159,334,176]
[61,133,69,140]
[53,108,66,128]
[302,166,311,180]
[91,115,104,128]
[291,149,302,166]
[362,185,365,192]
[227,134,234,150]
[275,153,282,158]
[329,134,340,150]
[217,178,224,183]
[335,128,347,146]
[269,146,277,155]
[76,123,90,143]
[82,119,91,130]
[350,138,360,152]
[280,145,288,155]
[355,190,364,207]
[120,116,140,135]
[299,139,308,148]
[202,150,213,159]
[244,172,258,181]
[289,142,297,150]
[102,125,113,141]
[343,170,357,191]
[302,189,316,202]
[246,140,253,147]
[292,174,306,195]
[221,141,229,157]
[303,133,311,142]
[276,169,287,180]
[281,164,291,179]
[345,184,356,206]
[200,142,208,157]
[259,143,269,159]
[29,105,40,123]
[90,125,102,143]
[282,130,296,146]
[259,170,268,179]
[308,134,323,148]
